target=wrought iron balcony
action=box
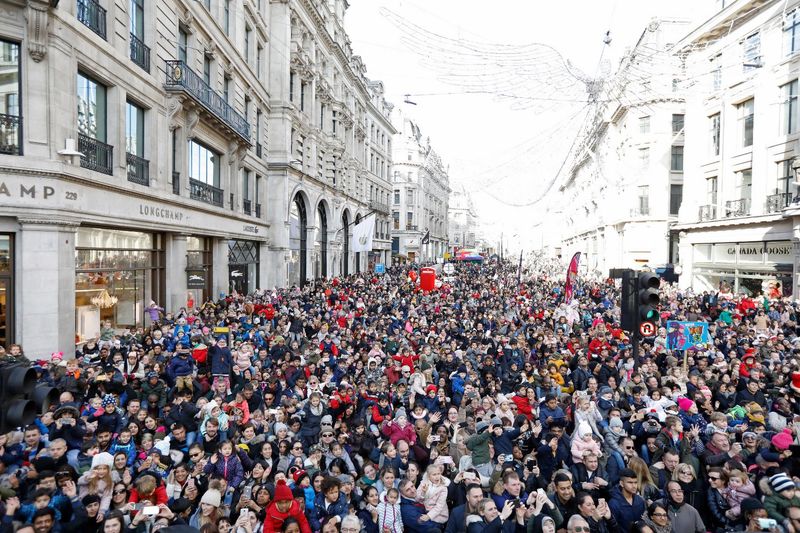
[77,0,107,40]
[172,171,181,195]
[126,152,149,186]
[243,199,252,215]
[766,192,793,213]
[189,178,223,207]
[0,113,21,155]
[78,132,113,175]
[369,200,391,215]
[698,204,718,221]
[725,198,750,218]
[256,142,262,158]
[165,60,250,142]
[129,33,150,73]
[255,203,262,218]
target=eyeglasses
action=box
[708,476,720,481]
[293,445,303,450]
[651,513,667,518]
[668,489,684,494]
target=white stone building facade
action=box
[0,0,393,356]
[550,20,689,277]
[390,109,450,263]
[448,184,479,251]
[675,0,800,298]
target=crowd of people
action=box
[0,259,798,533]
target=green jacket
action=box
[764,491,800,523]
[466,431,491,466]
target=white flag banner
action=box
[351,214,376,253]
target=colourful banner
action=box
[564,252,581,303]
[666,320,710,351]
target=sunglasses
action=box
[708,476,720,480]
[113,489,127,495]
[322,433,334,438]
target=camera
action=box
[511,498,521,509]
[526,459,537,470]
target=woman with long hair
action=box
[189,488,224,529]
[628,456,661,504]
[78,452,114,518]
[706,467,732,532]
[671,463,704,514]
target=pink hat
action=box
[51,351,64,362]
[771,428,794,451]
[677,397,695,412]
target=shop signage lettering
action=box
[725,244,792,256]
[243,225,259,234]
[0,182,56,199]
[139,204,185,221]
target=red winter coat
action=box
[511,394,533,421]
[262,500,311,533]
[381,420,417,445]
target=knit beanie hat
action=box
[274,479,293,502]
[91,452,114,469]
[82,494,101,506]
[771,428,794,451]
[769,473,795,493]
[394,408,407,421]
[677,397,695,412]
[101,394,117,408]
[577,421,592,438]
[200,489,221,507]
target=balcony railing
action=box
[77,0,107,40]
[406,224,418,231]
[172,171,181,195]
[255,203,262,218]
[698,204,718,221]
[126,152,149,186]
[725,198,751,218]
[129,33,150,73]
[78,132,113,175]
[766,192,793,213]
[0,113,21,155]
[256,142,262,158]
[243,199,252,215]
[165,60,250,142]
[189,178,223,207]
[369,200,391,215]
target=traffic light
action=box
[638,272,661,326]
[0,363,59,433]
[620,269,637,331]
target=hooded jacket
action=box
[261,499,311,533]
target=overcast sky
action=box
[345,0,714,252]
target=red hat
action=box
[426,384,437,394]
[292,469,307,484]
[791,372,800,394]
[274,479,293,502]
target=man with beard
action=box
[656,481,705,533]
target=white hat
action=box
[200,489,221,507]
[91,452,114,469]
[577,421,593,438]
[154,436,171,457]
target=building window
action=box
[0,40,21,155]
[245,26,251,63]
[637,185,649,215]
[709,113,721,156]
[669,184,683,215]
[407,190,414,205]
[178,27,188,63]
[300,82,306,111]
[393,212,399,230]
[77,72,107,141]
[223,77,230,103]
[256,45,262,78]
[125,101,144,156]
[670,145,684,171]
[778,160,793,195]
[242,169,250,200]
[406,212,413,228]
[639,147,649,169]
[224,0,231,35]
[203,56,211,86]
[785,9,800,55]
[742,32,761,71]
[707,176,718,204]
[188,139,220,186]
[129,0,143,38]
[672,114,684,134]
[289,72,295,102]
[737,99,754,147]
[736,169,753,203]
[781,80,798,135]
[639,115,650,134]
[710,53,721,90]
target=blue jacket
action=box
[608,486,647,533]
[310,493,348,531]
[167,353,195,379]
[400,496,441,533]
[209,345,232,375]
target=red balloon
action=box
[408,270,418,282]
